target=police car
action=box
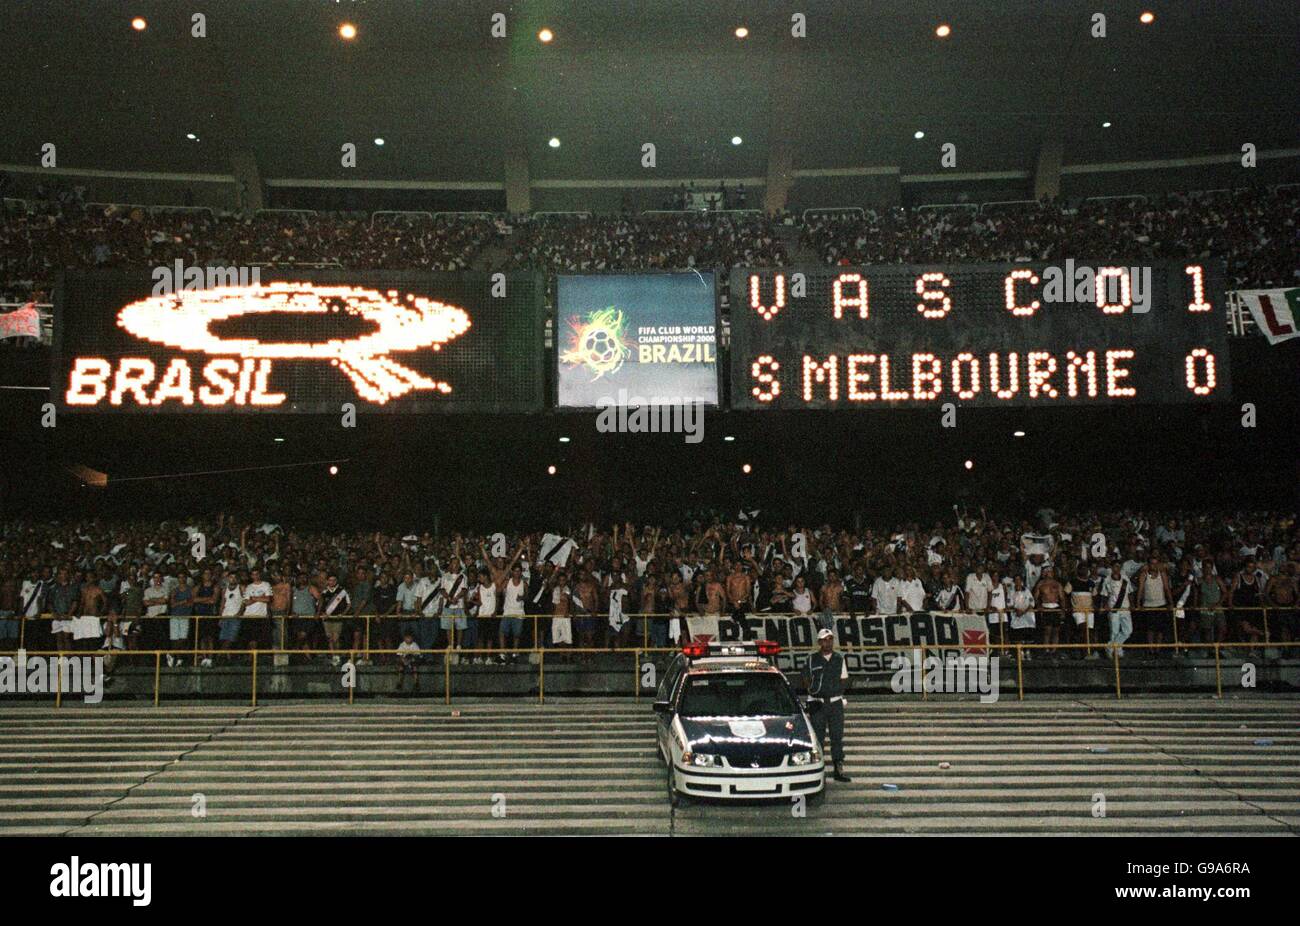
[653,640,825,802]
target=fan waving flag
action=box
[1239,288,1300,344]
[0,302,40,339]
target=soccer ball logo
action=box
[582,327,620,367]
[561,307,632,380]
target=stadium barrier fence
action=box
[3,606,1297,706]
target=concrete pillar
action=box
[1033,136,1064,201]
[763,141,796,214]
[229,149,264,214]
[504,149,531,215]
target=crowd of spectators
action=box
[502,211,788,272]
[0,205,500,304]
[2,509,1295,669]
[803,185,1300,289]
[1,184,1296,308]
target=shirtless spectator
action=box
[573,566,601,658]
[1034,565,1066,656]
[1265,562,1298,643]
[726,559,753,623]
[668,572,691,645]
[819,568,844,632]
[77,570,108,651]
[550,568,573,651]
[700,567,725,619]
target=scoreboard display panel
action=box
[54,269,545,413]
[556,272,719,408]
[730,261,1230,409]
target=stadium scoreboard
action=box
[54,270,545,413]
[729,261,1230,409]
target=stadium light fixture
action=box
[742,463,752,474]
[548,137,561,148]
[914,130,925,139]
[131,17,147,32]
[339,23,357,41]
[964,460,974,470]
[1140,11,1155,24]
[935,24,951,38]
[538,28,554,43]
[547,465,557,475]
[724,435,735,442]
[558,436,570,443]
[1013,431,1026,438]
[735,27,749,39]
[329,465,339,476]
[274,437,285,443]
[1102,121,1112,128]
[374,138,385,146]
[731,136,743,146]
[186,133,198,141]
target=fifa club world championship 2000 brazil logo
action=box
[560,307,633,381]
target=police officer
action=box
[804,628,852,782]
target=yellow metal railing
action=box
[4,639,1295,708]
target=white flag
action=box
[685,614,720,644]
[538,534,576,567]
[1239,288,1300,344]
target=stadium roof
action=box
[2,0,1297,187]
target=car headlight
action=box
[684,752,721,768]
[790,750,814,766]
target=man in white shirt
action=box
[871,566,900,616]
[218,571,244,657]
[318,574,351,663]
[1101,563,1133,657]
[987,573,1009,651]
[243,568,273,649]
[897,566,926,613]
[500,563,528,659]
[965,567,994,616]
[470,567,498,665]
[1009,576,1036,654]
[395,630,421,692]
[395,571,420,645]
[439,558,470,651]
[411,568,440,650]
[16,570,48,649]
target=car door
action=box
[655,654,687,756]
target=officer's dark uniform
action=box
[804,645,851,780]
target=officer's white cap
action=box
[817,629,834,640]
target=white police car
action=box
[653,640,825,802]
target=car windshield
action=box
[679,673,797,718]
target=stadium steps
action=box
[0,699,1296,836]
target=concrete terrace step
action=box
[15,800,1300,826]
[9,815,1297,837]
[1,698,1296,836]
